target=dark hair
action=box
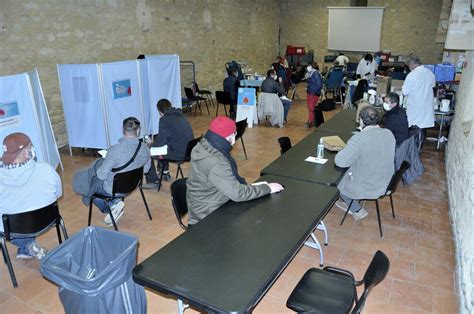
[339,52,344,56]
[386,92,399,105]
[157,98,172,113]
[364,54,373,62]
[123,116,141,134]
[267,69,276,77]
[359,106,379,126]
[310,61,319,70]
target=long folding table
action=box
[133,175,338,313]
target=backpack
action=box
[314,106,325,127]
[320,99,336,111]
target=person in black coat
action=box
[382,92,409,146]
[144,99,194,189]
[223,69,240,117]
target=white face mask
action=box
[383,102,392,111]
[273,75,278,80]
[306,66,312,72]
[228,133,236,146]
[28,146,36,160]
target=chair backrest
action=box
[215,91,232,105]
[385,161,411,195]
[278,137,292,155]
[184,87,195,100]
[235,118,247,140]
[112,167,144,196]
[325,67,344,88]
[352,250,390,313]
[184,137,202,162]
[2,202,61,240]
[193,82,201,94]
[170,178,188,229]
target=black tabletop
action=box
[316,109,358,134]
[261,131,353,186]
[132,175,339,313]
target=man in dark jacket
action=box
[144,99,194,189]
[223,69,240,117]
[261,69,292,121]
[186,116,284,226]
[382,92,409,146]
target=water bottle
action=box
[317,138,324,159]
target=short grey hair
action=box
[407,55,422,66]
[359,106,380,126]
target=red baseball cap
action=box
[1,132,32,164]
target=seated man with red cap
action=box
[186,116,284,226]
[0,132,62,259]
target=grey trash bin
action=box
[40,226,146,314]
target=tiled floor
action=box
[0,89,458,313]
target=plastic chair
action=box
[278,136,292,155]
[215,91,232,117]
[235,119,248,160]
[157,137,202,192]
[194,82,215,108]
[286,250,390,313]
[1,201,68,288]
[170,178,188,230]
[340,161,411,237]
[184,87,210,117]
[88,167,152,231]
[324,67,344,104]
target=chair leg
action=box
[106,203,118,231]
[55,222,62,244]
[139,186,153,220]
[304,232,324,267]
[193,100,199,117]
[88,199,94,226]
[215,103,219,116]
[224,104,228,117]
[317,220,328,246]
[177,164,184,179]
[1,239,18,288]
[340,199,354,225]
[241,138,248,160]
[389,194,396,218]
[204,99,210,116]
[157,162,165,192]
[60,219,69,240]
[375,200,383,237]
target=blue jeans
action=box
[10,237,35,254]
[92,184,122,214]
[340,193,362,213]
[281,99,292,120]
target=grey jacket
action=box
[395,128,424,185]
[335,126,395,200]
[186,138,271,225]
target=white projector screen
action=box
[328,7,384,52]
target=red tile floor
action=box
[0,91,458,313]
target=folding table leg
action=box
[177,299,189,314]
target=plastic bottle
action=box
[317,138,324,159]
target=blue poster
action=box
[112,79,132,99]
[237,88,256,106]
[0,101,21,129]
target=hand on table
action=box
[267,183,284,193]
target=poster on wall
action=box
[0,101,21,129]
[236,87,257,128]
[112,79,132,99]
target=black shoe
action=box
[162,172,171,182]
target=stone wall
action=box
[279,0,444,65]
[0,0,279,146]
[446,51,474,313]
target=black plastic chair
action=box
[1,201,68,288]
[88,167,152,231]
[340,161,411,237]
[184,87,210,117]
[170,178,188,230]
[235,119,248,160]
[194,82,215,108]
[286,250,390,313]
[278,136,292,155]
[215,91,232,117]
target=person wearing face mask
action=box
[143,99,194,189]
[186,116,284,226]
[356,53,377,79]
[223,69,240,118]
[305,62,323,128]
[73,117,151,226]
[382,92,409,146]
[334,106,395,220]
[261,69,292,122]
[0,132,62,259]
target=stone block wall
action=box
[0,0,279,146]
[279,0,444,65]
[446,51,474,313]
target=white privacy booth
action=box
[58,54,182,153]
[0,70,63,170]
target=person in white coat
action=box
[402,56,436,129]
[356,53,377,79]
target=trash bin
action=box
[40,226,146,314]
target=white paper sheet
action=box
[305,156,328,164]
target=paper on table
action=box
[252,181,268,186]
[150,145,168,156]
[322,136,346,151]
[98,150,107,158]
[305,156,328,164]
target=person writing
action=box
[186,116,284,226]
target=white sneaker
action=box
[335,200,353,215]
[27,242,48,260]
[353,208,368,221]
[104,201,125,226]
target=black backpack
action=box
[313,106,325,127]
[320,99,336,111]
